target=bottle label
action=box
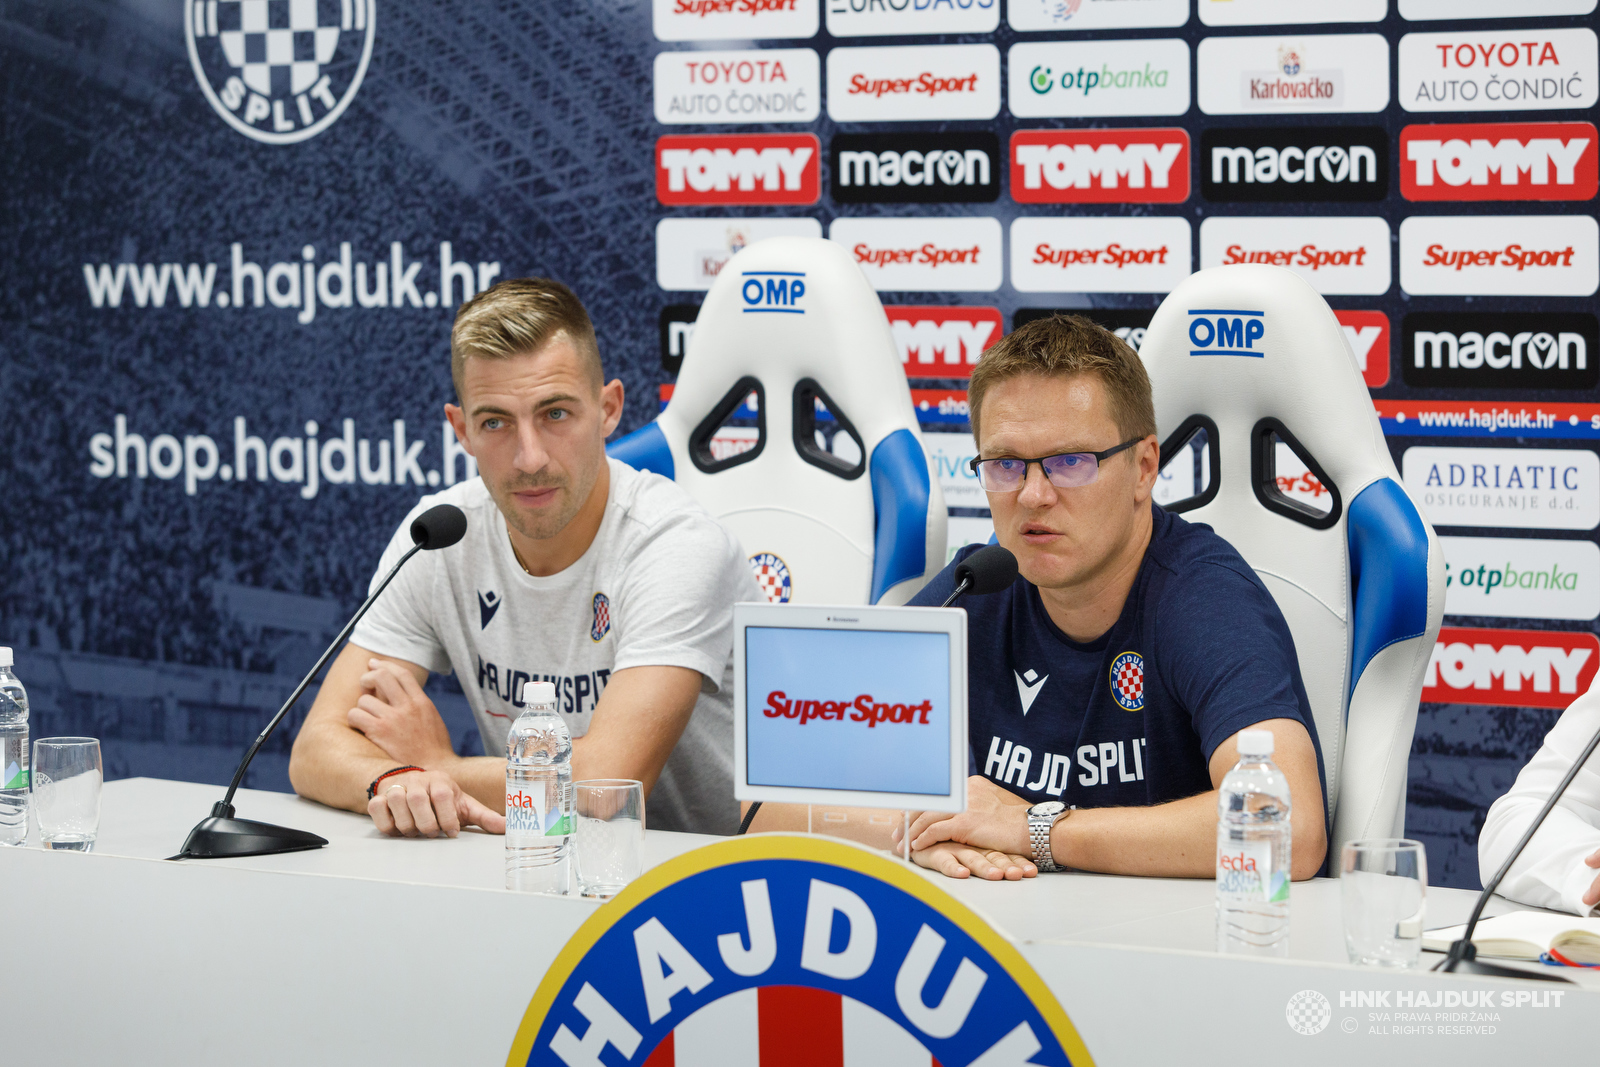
[3,761,26,790]
[506,786,571,837]
[1217,839,1289,903]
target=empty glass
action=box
[1342,839,1427,968]
[573,779,644,900]
[32,737,102,851]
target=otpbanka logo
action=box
[187,0,377,145]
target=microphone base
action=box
[176,815,328,860]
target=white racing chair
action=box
[610,236,946,605]
[1140,265,1445,864]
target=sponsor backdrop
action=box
[1,0,1596,891]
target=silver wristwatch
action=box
[1027,801,1069,872]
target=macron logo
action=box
[1014,668,1048,716]
[479,590,501,630]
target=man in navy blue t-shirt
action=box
[900,314,1328,883]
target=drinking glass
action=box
[1342,839,1427,967]
[573,779,644,900]
[33,737,102,851]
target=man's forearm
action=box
[436,755,507,813]
[1051,791,1218,878]
[289,721,413,815]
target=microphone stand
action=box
[172,543,424,859]
[1432,717,1600,982]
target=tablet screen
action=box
[744,626,952,797]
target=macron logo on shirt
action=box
[1014,668,1048,715]
[478,590,501,630]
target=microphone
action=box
[1432,714,1600,982]
[173,504,469,859]
[940,544,1019,607]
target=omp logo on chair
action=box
[611,237,947,606]
[1139,265,1446,861]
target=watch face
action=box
[1029,801,1066,818]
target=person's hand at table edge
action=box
[905,840,1038,880]
[366,769,505,838]
[893,775,1037,879]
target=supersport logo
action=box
[763,690,934,727]
[853,242,981,268]
[847,72,980,98]
[674,0,799,14]
[1422,243,1579,271]
[1031,242,1171,269]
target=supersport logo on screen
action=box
[763,690,935,727]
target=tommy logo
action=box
[479,590,501,630]
[1013,668,1048,716]
[591,593,612,642]
[1109,651,1144,712]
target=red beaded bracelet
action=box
[366,765,423,799]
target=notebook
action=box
[1424,912,1600,963]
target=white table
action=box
[4,778,1591,1064]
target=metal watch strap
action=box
[1030,810,1065,872]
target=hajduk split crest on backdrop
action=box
[507,835,1092,1067]
[186,0,376,145]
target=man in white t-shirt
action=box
[288,278,760,837]
[1480,677,1600,917]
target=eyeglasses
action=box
[968,438,1141,492]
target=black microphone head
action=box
[953,544,1019,596]
[410,504,468,550]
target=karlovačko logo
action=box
[1199,126,1386,203]
[888,306,1002,379]
[657,134,819,206]
[831,132,1000,205]
[1402,313,1597,392]
[186,0,375,145]
[1197,33,1390,116]
[1400,122,1598,202]
[1011,128,1190,205]
[505,836,1092,1066]
[1424,627,1598,709]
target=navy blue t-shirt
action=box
[910,505,1326,812]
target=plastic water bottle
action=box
[505,680,572,894]
[0,648,29,847]
[1216,729,1292,956]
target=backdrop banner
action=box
[2,0,1596,890]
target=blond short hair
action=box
[449,277,602,398]
[968,314,1157,444]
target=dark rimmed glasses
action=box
[968,438,1141,492]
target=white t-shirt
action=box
[350,459,761,836]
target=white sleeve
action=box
[346,500,453,675]
[1479,684,1600,917]
[610,510,760,692]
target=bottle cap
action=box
[524,680,556,705]
[1237,729,1274,757]
[0,647,11,668]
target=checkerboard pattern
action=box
[591,593,611,642]
[1285,990,1331,1035]
[750,554,792,604]
[216,0,341,97]
[1111,653,1144,711]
